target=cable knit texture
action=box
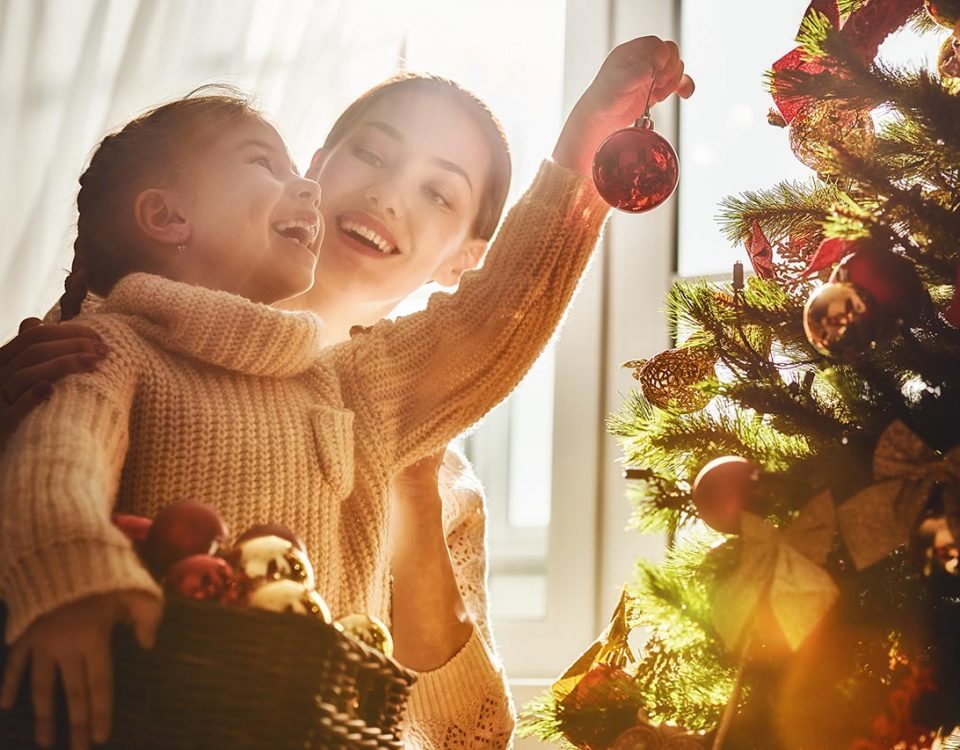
[0,160,608,746]
[400,446,518,749]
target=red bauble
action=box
[593,119,679,213]
[144,501,228,577]
[692,456,758,534]
[235,523,305,551]
[829,248,927,325]
[164,554,238,603]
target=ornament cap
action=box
[635,115,654,130]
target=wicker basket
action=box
[0,599,415,749]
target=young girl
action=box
[0,37,693,750]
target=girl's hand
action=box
[0,591,161,750]
[553,36,695,177]
[0,318,108,451]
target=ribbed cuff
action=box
[1,538,161,643]
[408,625,506,721]
[531,159,611,230]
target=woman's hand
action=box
[0,318,107,450]
[553,36,695,178]
[390,448,473,671]
[391,448,446,515]
[0,591,161,750]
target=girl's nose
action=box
[296,176,321,208]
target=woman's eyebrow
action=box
[361,121,473,194]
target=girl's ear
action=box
[431,238,488,287]
[306,147,329,181]
[134,188,190,248]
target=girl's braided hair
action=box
[59,86,263,320]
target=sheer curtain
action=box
[0,0,564,338]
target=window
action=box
[678,0,944,279]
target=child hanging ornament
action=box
[593,73,679,213]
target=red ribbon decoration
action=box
[800,237,854,277]
[771,0,924,123]
[745,220,776,280]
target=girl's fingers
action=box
[31,652,56,747]
[85,641,113,744]
[0,641,29,709]
[60,657,91,750]
[124,592,162,650]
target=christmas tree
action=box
[519,1,960,747]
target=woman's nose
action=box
[365,181,405,219]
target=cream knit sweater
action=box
[0,160,608,746]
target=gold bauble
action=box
[248,580,332,622]
[622,346,717,413]
[802,282,880,357]
[788,100,875,174]
[335,613,394,657]
[226,534,315,588]
[926,0,960,29]
[938,34,960,79]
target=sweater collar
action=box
[101,273,324,377]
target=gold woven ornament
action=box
[622,346,718,413]
[788,100,875,174]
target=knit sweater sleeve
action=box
[0,314,161,644]
[403,449,515,749]
[336,160,608,475]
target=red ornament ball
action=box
[829,248,927,325]
[236,523,305,551]
[164,554,238,603]
[144,501,229,577]
[593,120,679,213]
[692,456,758,534]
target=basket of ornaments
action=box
[0,501,415,749]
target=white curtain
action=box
[0,0,565,337]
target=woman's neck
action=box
[279,280,396,345]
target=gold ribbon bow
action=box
[837,420,960,570]
[713,491,838,652]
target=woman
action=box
[0,37,693,750]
